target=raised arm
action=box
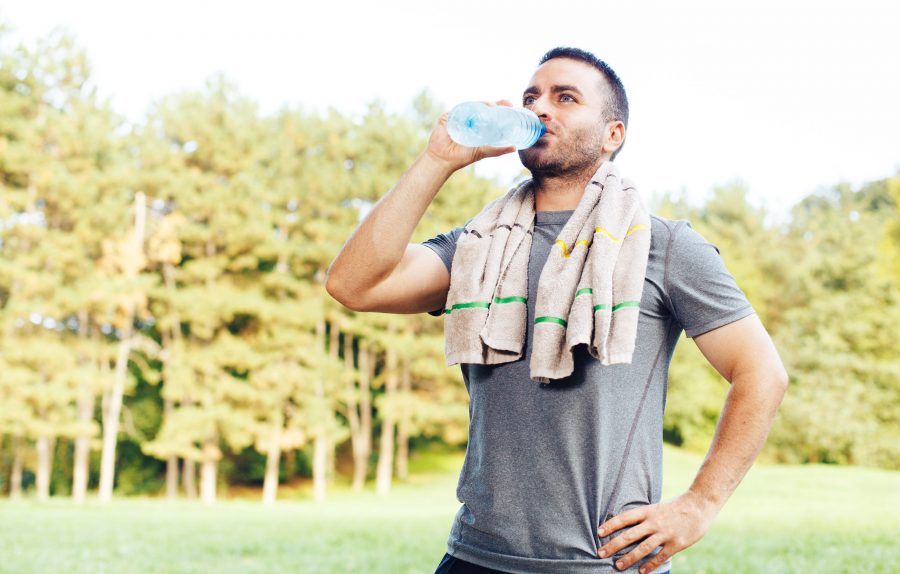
[325,101,516,314]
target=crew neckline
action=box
[535,210,575,225]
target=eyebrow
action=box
[522,84,584,97]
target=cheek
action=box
[572,124,605,147]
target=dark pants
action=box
[433,551,671,574]
[434,552,511,574]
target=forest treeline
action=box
[0,29,897,504]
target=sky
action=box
[1,0,899,221]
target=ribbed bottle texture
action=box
[447,101,545,149]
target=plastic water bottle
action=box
[447,101,546,149]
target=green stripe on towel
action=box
[494,296,527,304]
[443,296,526,314]
[536,300,642,325]
[535,316,567,327]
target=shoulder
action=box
[649,214,714,254]
[647,214,726,291]
[648,214,691,256]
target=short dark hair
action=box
[538,47,629,160]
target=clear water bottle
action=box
[447,101,546,149]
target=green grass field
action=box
[1,445,897,574]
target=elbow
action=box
[325,273,350,308]
[777,365,789,389]
[325,272,368,312]
[770,353,790,391]
[732,360,789,398]
[768,363,790,405]
[324,267,348,306]
[775,365,790,394]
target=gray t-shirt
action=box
[421,210,755,574]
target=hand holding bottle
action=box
[447,101,545,149]
[425,100,518,173]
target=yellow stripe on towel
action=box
[555,224,649,257]
[625,223,648,237]
[595,224,649,243]
[554,239,591,259]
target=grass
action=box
[0,445,898,573]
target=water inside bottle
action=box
[448,102,544,149]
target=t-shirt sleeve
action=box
[420,225,465,316]
[664,221,756,338]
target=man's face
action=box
[518,57,611,177]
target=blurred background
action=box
[0,1,897,573]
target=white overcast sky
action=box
[1,0,899,220]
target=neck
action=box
[531,159,607,212]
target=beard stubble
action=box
[518,124,606,180]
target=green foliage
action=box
[654,179,900,468]
[0,24,898,507]
[770,180,900,468]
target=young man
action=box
[326,47,788,574]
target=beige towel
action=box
[441,160,651,383]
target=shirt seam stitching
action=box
[662,219,686,317]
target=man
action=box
[326,47,788,574]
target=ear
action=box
[603,120,626,156]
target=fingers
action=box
[597,523,652,559]
[633,543,675,574]
[598,506,647,537]
[478,145,517,158]
[597,494,710,573]
[478,99,515,107]
[609,534,667,573]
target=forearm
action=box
[326,152,453,295]
[687,373,787,512]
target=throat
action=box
[533,181,586,212]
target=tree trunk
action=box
[98,335,132,503]
[9,436,24,499]
[312,433,328,502]
[327,322,341,487]
[376,325,398,496]
[36,435,55,501]
[312,319,328,502]
[200,434,218,505]
[343,331,363,490]
[72,388,95,503]
[352,343,373,491]
[262,411,283,506]
[162,263,182,501]
[98,192,146,504]
[72,310,95,503]
[165,400,179,500]
[396,351,412,482]
[183,456,197,499]
[165,455,179,500]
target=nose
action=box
[527,95,551,121]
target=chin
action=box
[518,147,547,168]
[523,162,565,178]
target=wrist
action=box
[420,150,458,179]
[686,486,726,515]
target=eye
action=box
[523,95,536,105]
[560,94,575,102]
